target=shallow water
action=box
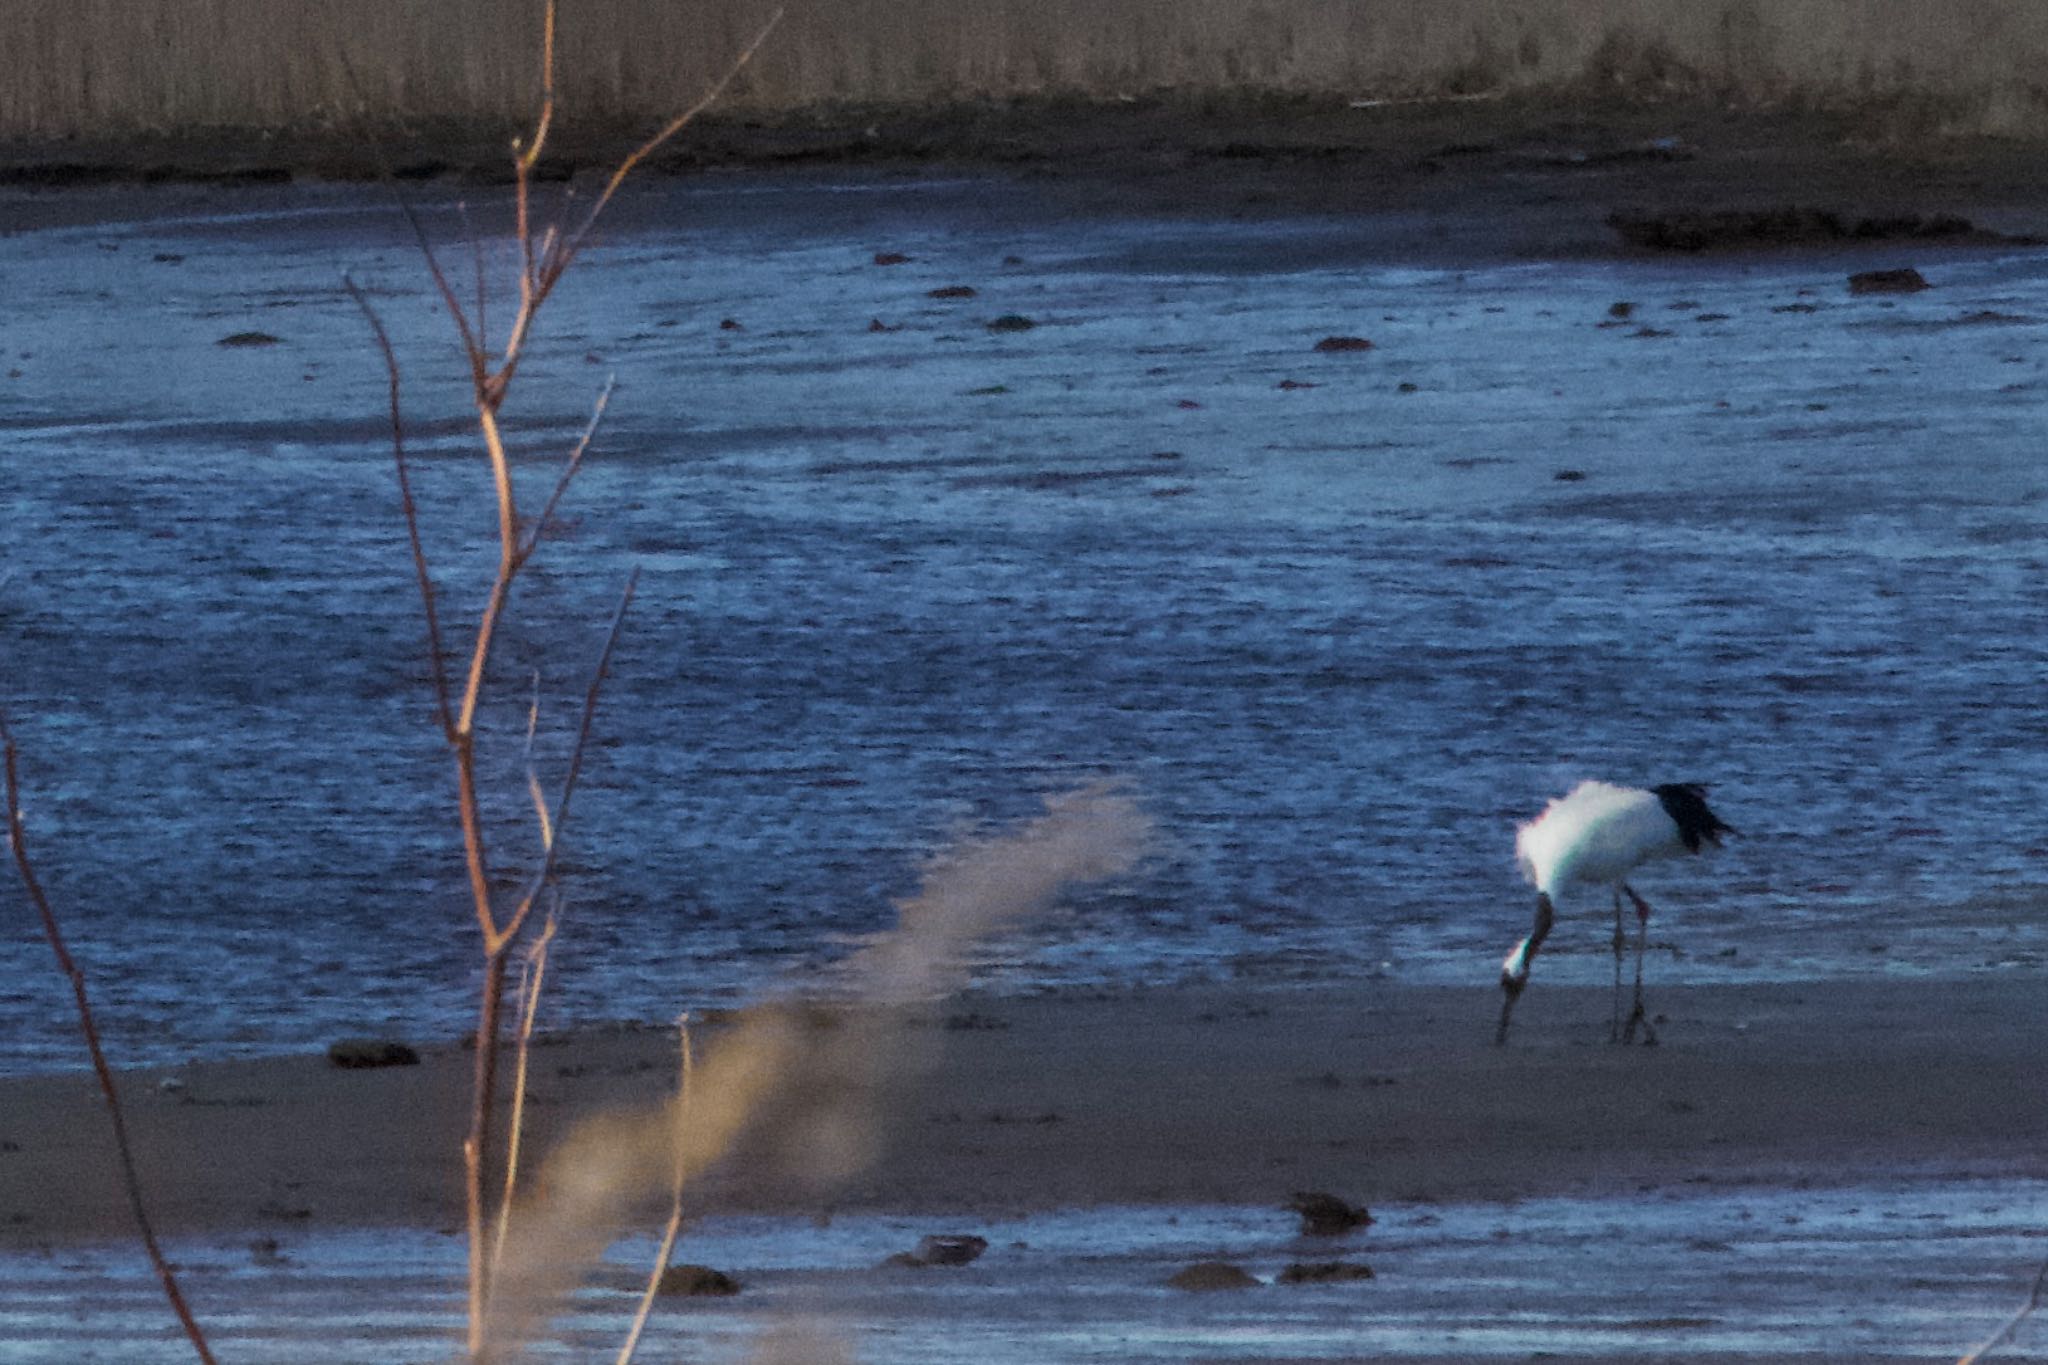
[4,172,2048,1070]
[4,1181,2043,1361]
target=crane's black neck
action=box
[1653,783,1733,852]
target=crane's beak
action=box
[1494,893,1553,1046]
[1495,956,1527,1046]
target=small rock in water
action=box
[1849,268,1930,295]
[1278,1260,1375,1283]
[928,284,977,299]
[1167,1260,1259,1291]
[879,1233,990,1269]
[987,314,1035,332]
[656,1263,740,1296]
[325,1038,420,1069]
[1288,1191,1373,1236]
[872,251,911,266]
[217,331,281,347]
[1607,300,1635,319]
[914,1234,989,1266]
[1313,335,1374,353]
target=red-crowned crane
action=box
[1495,780,1733,1046]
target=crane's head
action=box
[1494,892,1554,1046]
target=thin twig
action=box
[489,905,560,1281]
[519,376,615,563]
[333,46,489,389]
[524,670,554,851]
[615,1013,694,1365]
[1,714,218,1365]
[1960,1256,2048,1364]
[492,566,639,955]
[560,9,784,276]
[344,276,455,739]
[514,0,559,306]
[460,201,489,359]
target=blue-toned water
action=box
[4,172,2048,1071]
[3,1182,2043,1361]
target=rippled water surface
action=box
[4,173,2048,1069]
[4,1182,2042,1361]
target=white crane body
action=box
[1516,781,1687,899]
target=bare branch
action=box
[515,0,560,306]
[482,10,780,408]
[345,275,456,739]
[559,9,785,279]
[491,566,639,955]
[334,43,489,389]
[519,376,616,564]
[1,713,218,1365]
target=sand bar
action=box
[3,977,2042,1246]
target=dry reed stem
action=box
[0,714,219,1365]
[490,905,560,1280]
[1960,1256,2048,1363]
[614,1014,695,1365]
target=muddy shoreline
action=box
[3,979,2041,1247]
[10,97,2048,256]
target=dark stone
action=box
[325,1038,420,1069]
[1167,1260,1259,1291]
[1609,207,2019,253]
[987,314,1036,332]
[873,252,912,265]
[1313,335,1374,353]
[928,285,977,299]
[218,331,282,348]
[1849,267,1930,295]
[656,1263,740,1296]
[1278,1260,1375,1284]
[1287,1191,1373,1236]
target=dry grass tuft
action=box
[13,2,2048,141]
[481,786,1150,1355]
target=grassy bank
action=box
[7,1,2048,144]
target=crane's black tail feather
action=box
[1653,782,1734,851]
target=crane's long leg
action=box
[1620,884,1658,1045]
[1610,887,1625,1044]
